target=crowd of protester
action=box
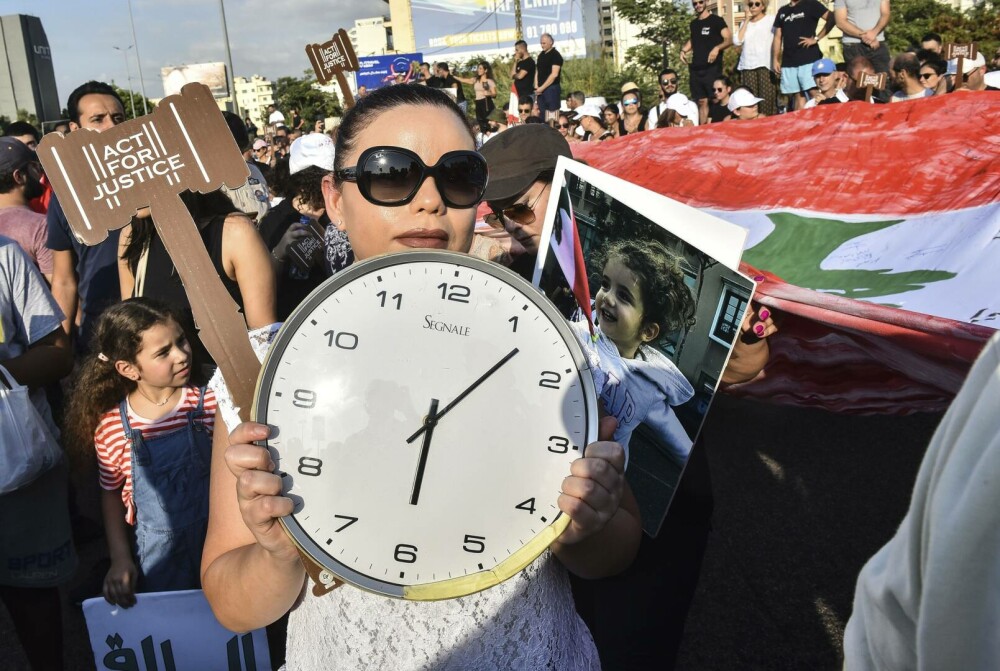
[0,14,996,670]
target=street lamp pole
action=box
[218,0,240,116]
[113,45,137,118]
[127,0,149,114]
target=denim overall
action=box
[119,387,212,593]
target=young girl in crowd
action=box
[65,298,216,607]
[202,84,641,670]
[571,238,698,464]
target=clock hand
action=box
[405,347,520,444]
[410,398,439,506]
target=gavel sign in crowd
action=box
[37,83,261,420]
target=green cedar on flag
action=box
[575,93,1000,414]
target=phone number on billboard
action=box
[524,22,578,39]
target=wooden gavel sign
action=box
[37,83,260,421]
[945,42,978,89]
[306,28,360,109]
[856,71,887,103]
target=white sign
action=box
[83,590,270,671]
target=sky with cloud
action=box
[11,0,388,106]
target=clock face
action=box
[254,251,597,600]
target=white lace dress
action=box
[210,325,600,671]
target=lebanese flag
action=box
[573,92,1000,414]
[551,185,595,337]
[506,82,519,125]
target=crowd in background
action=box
[0,7,997,668]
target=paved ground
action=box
[0,394,940,670]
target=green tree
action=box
[614,0,694,73]
[15,109,39,127]
[110,84,156,120]
[887,0,999,57]
[274,70,343,123]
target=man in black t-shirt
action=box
[510,40,536,105]
[534,33,564,121]
[435,62,467,112]
[680,0,731,125]
[772,0,835,111]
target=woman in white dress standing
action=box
[200,84,641,671]
[733,0,779,116]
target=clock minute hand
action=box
[405,347,520,444]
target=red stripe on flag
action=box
[572,94,1000,216]
[728,265,993,414]
[566,197,594,336]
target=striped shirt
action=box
[95,385,217,525]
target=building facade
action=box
[350,16,395,57]
[0,14,60,126]
[385,0,605,65]
[234,75,275,130]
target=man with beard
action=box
[0,138,51,282]
[647,69,681,127]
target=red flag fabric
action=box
[572,93,1000,414]
[506,82,519,126]
[551,186,594,336]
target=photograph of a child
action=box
[534,163,755,536]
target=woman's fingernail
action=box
[759,309,770,321]
[754,324,765,336]
[754,275,765,282]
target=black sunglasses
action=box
[748,1,763,6]
[518,108,532,113]
[558,123,570,128]
[335,146,488,209]
[918,72,937,80]
[661,78,678,85]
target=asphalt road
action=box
[0,394,940,670]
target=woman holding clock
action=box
[201,84,641,670]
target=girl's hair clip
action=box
[97,353,109,362]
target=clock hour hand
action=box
[405,347,520,444]
[410,398,439,506]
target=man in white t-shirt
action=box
[267,104,286,126]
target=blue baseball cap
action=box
[812,59,837,76]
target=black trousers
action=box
[571,437,714,670]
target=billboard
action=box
[355,53,423,91]
[161,62,229,98]
[410,0,588,61]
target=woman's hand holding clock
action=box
[224,421,301,565]
[554,416,626,545]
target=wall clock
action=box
[253,250,598,600]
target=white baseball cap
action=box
[728,88,764,112]
[665,93,700,124]
[289,133,335,175]
[947,52,985,75]
[572,102,604,120]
